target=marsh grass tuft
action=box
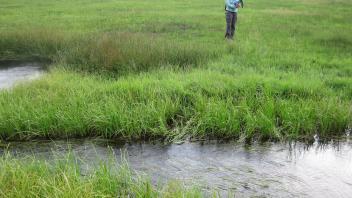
[0,68,350,141]
[0,30,219,74]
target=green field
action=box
[0,0,351,141]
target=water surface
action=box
[0,62,43,89]
[1,137,351,198]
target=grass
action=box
[0,30,218,74]
[0,152,204,198]
[0,0,351,196]
[0,0,351,141]
[0,66,350,141]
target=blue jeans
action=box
[225,11,237,39]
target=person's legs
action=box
[225,11,233,39]
[230,12,237,38]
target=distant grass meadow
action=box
[0,0,351,141]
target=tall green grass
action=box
[0,30,218,74]
[0,67,350,141]
[0,152,203,198]
[0,0,351,141]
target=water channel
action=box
[0,61,43,89]
[1,138,351,197]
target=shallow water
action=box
[0,62,43,89]
[1,137,351,198]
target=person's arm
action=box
[239,0,244,8]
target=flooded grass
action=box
[1,139,351,197]
[0,152,202,198]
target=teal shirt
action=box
[225,0,239,12]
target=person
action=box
[225,0,243,40]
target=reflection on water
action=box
[0,62,43,89]
[1,137,351,198]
